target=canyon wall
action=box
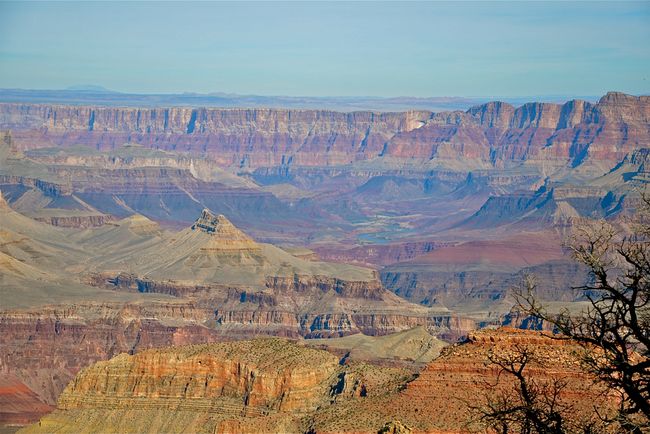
[2,92,648,168]
[0,105,431,167]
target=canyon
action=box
[0,194,470,429]
[0,91,648,431]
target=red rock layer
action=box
[1,105,430,167]
[0,375,53,425]
[388,92,650,165]
[310,328,615,433]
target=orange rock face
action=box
[58,339,340,415]
[22,329,616,434]
[309,328,615,433]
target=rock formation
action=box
[21,329,615,434]
[191,208,261,251]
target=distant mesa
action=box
[64,85,116,93]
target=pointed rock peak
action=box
[194,208,227,232]
[192,209,259,250]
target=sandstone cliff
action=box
[22,329,615,434]
[20,338,410,433]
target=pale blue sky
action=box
[0,1,648,97]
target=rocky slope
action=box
[309,328,614,433]
[379,231,594,322]
[0,202,475,428]
[305,326,447,364]
[22,328,614,434]
[0,375,53,426]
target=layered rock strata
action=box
[21,339,412,433]
[0,106,430,167]
[2,92,647,168]
[22,329,615,434]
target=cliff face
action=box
[87,271,473,340]
[20,339,410,434]
[0,303,222,407]
[264,274,385,300]
[0,105,431,167]
[388,92,650,165]
[57,339,340,414]
[32,214,114,228]
[22,329,615,434]
[2,92,647,168]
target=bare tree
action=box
[474,344,567,434]
[471,343,608,434]
[513,199,650,432]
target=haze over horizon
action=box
[1,1,649,98]
[1,1,650,431]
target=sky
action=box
[0,1,648,98]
